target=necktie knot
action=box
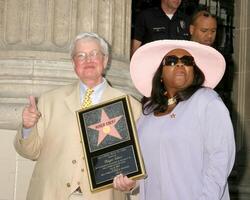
[82,88,94,109]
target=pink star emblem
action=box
[88,109,123,146]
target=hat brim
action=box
[130,40,226,97]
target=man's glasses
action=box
[74,50,104,62]
[161,55,195,67]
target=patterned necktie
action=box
[82,88,94,109]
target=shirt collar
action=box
[80,78,106,91]
[79,78,107,103]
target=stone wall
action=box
[230,0,250,199]
[0,0,140,130]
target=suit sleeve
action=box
[133,11,146,42]
[14,95,46,161]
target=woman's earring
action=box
[164,91,168,96]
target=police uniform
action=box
[133,7,190,45]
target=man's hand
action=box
[22,96,41,128]
[113,174,136,192]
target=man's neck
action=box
[161,4,177,15]
[82,78,103,89]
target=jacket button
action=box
[72,160,77,164]
[66,183,71,187]
[77,181,80,185]
[81,168,84,172]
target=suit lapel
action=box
[65,82,123,111]
[100,84,113,102]
[65,81,81,113]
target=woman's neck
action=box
[154,103,176,116]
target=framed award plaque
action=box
[76,95,146,192]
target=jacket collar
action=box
[65,81,81,113]
[64,80,113,113]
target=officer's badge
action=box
[180,20,186,30]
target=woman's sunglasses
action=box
[161,55,195,67]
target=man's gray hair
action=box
[70,32,109,58]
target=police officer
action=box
[131,0,190,56]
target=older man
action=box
[14,32,141,200]
[189,10,217,46]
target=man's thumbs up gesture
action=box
[22,96,41,129]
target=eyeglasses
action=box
[161,55,195,67]
[74,50,104,62]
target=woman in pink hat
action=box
[113,40,235,200]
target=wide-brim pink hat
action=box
[130,40,226,97]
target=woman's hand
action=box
[113,174,136,192]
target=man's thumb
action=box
[29,96,37,111]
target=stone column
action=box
[230,0,250,199]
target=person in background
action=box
[113,40,235,200]
[131,0,190,56]
[189,10,217,46]
[14,32,141,200]
[189,10,233,113]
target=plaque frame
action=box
[76,95,146,192]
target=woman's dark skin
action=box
[156,48,194,116]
